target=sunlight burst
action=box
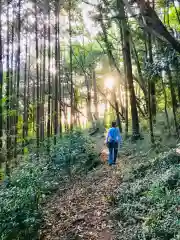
[105,77,114,90]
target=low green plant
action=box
[0,131,100,240]
[113,144,180,240]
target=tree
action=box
[117,0,140,138]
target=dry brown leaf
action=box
[40,148,121,240]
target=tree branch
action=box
[97,85,125,119]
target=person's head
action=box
[111,121,117,128]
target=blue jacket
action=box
[106,127,122,144]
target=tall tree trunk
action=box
[39,39,44,143]
[69,0,74,131]
[146,29,155,143]
[54,4,59,144]
[58,13,62,136]
[92,70,98,120]
[161,76,170,134]
[47,4,51,151]
[131,38,148,107]
[23,29,28,152]
[85,75,93,123]
[55,3,62,139]
[147,33,156,121]
[35,0,40,153]
[10,8,15,154]
[59,46,63,135]
[26,49,31,139]
[120,23,128,136]
[119,3,128,136]
[14,0,21,160]
[167,67,179,136]
[6,3,11,175]
[114,93,122,132]
[40,21,46,142]
[118,0,140,139]
[148,72,154,143]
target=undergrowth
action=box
[0,131,100,240]
[113,140,180,240]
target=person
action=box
[106,121,122,166]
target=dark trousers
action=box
[108,141,118,165]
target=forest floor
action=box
[39,131,180,240]
[40,137,122,240]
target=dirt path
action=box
[40,162,122,240]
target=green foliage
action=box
[71,42,103,72]
[165,5,180,32]
[0,185,41,240]
[0,132,100,240]
[50,131,100,174]
[113,146,180,240]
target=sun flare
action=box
[105,77,114,90]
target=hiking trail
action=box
[40,138,122,240]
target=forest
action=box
[0,0,180,239]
